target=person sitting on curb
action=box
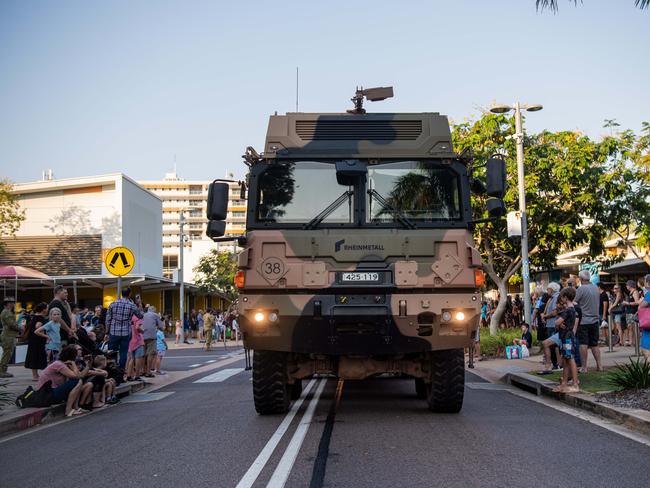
[36,345,92,416]
[513,322,533,349]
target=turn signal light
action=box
[235,271,245,289]
[474,269,485,288]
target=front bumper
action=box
[238,291,480,355]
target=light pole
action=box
[490,102,543,326]
[179,210,186,343]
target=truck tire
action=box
[253,350,290,415]
[415,378,426,399]
[426,349,464,413]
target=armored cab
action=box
[207,88,505,414]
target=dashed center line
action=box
[188,363,201,368]
[194,368,244,383]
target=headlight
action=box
[455,311,465,321]
[442,311,452,322]
[254,312,265,322]
[268,312,278,323]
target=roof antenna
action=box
[347,86,394,114]
[295,67,299,112]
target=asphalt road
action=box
[162,345,244,371]
[0,355,648,488]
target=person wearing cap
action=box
[1,297,21,377]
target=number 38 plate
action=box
[340,272,380,282]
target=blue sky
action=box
[1,0,648,183]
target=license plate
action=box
[340,272,380,282]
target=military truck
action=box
[206,87,506,414]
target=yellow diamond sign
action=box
[104,246,135,277]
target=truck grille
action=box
[295,120,422,141]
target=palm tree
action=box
[536,0,649,11]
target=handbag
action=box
[505,345,522,360]
[638,307,650,330]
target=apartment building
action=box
[139,171,246,281]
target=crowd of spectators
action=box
[3,285,172,415]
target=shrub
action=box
[607,358,650,390]
[477,327,537,357]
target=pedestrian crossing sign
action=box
[104,246,135,276]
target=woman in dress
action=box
[23,302,48,380]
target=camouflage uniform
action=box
[203,312,214,351]
[1,307,20,375]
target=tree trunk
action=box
[489,279,509,335]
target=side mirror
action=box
[239,181,247,200]
[487,198,506,217]
[207,182,229,220]
[486,157,506,198]
[336,160,367,186]
[206,220,227,240]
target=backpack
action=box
[15,380,54,408]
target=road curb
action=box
[505,372,650,436]
[0,380,146,438]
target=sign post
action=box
[104,246,136,299]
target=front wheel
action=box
[252,350,290,415]
[425,349,465,413]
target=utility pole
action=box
[179,210,185,343]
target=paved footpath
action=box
[0,346,649,488]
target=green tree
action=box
[0,179,25,252]
[452,114,618,334]
[591,122,650,266]
[193,249,239,300]
[536,0,649,11]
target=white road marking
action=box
[188,363,201,368]
[120,392,175,403]
[193,368,244,383]
[266,378,327,488]
[205,360,217,364]
[235,378,318,488]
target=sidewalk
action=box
[472,345,650,435]
[0,344,246,438]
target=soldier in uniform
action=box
[1,296,21,378]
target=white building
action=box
[139,171,246,282]
[11,173,162,277]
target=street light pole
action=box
[490,102,542,326]
[513,102,532,326]
[179,210,185,343]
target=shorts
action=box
[626,314,638,328]
[89,375,106,392]
[577,322,599,347]
[157,350,165,358]
[129,345,145,359]
[561,337,575,360]
[548,333,562,348]
[52,379,79,404]
[144,339,156,356]
[47,349,60,363]
[474,328,480,343]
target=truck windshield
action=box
[257,161,354,224]
[256,160,461,225]
[367,161,461,222]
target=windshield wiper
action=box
[367,189,416,229]
[303,190,354,230]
